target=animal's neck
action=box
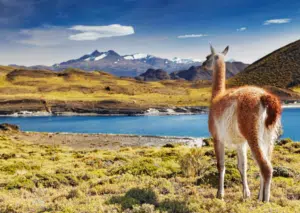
[211,58,226,100]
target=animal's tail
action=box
[260,94,282,128]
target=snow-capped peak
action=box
[171,57,201,64]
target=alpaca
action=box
[201,45,282,202]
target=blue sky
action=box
[1,0,300,65]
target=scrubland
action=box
[0,134,299,213]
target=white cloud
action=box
[69,24,135,41]
[263,18,291,25]
[177,34,207,39]
[237,27,247,32]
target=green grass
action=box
[0,135,299,212]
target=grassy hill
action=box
[228,39,300,91]
[0,65,15,73]
[0,68,212,111]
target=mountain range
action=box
[14,50,203,77]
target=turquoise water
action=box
[0,108,299,140]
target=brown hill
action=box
[170,62,248,81]
[229,39,300,88]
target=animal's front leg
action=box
[214,139,225,199]
[237,144,251,199]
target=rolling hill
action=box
[229,39,300,89]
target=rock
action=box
[0,123,20,131]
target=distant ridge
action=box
[136,62,248,81]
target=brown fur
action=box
[260,94,282,128]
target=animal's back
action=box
[209,86,281,147]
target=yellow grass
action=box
[0,69,212,107]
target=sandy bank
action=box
[4,131,204,150]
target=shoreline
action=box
[0,106,209,117]
[2,131,205,149]
[0,103,298,117]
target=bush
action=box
[0,162,40,174]
[6,176,35,191]
[180,148,211,177]
[203,138,214,146]
[273,166,295,178]
[110,188,158,210]
[196,163,240,188]
[66,189,84,199]
[124,204,158,213]
[109,157,179,177]
[159,199,190,213]
[276,138,293,146]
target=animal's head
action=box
[201,44,229,71]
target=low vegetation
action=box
[0,135,299,212]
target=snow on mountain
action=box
[123,53,153,60]
[95,53,107,61]
[171,57,201,64]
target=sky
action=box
[1,0,300,66]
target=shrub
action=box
[109,157,179,177]
[196,163,240,188]
[273,166,295,178]
[0,162,40,174]
[66,189,84,199]
[110,188,158,210]
[6,176,35,191]
[124,204,158,213]
[203,138,214,146]
[159,199,190,213]
[180,148,211,177]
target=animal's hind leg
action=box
[213,138,225,199]
[237,143,251,199]
[247,137,273,202]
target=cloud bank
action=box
[263,19,291,25]
[177,34,207,39]
[69,24,135,41]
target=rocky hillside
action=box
[135,69,171,81]
[229,39,300,88]
[137,62,248,81]
[172,62,248,81]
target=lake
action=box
[0,108,299,141]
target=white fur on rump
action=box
[213,100,281,151]
[214,102,245,148]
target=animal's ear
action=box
[222,46,229,55]
[210,43,216,55]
